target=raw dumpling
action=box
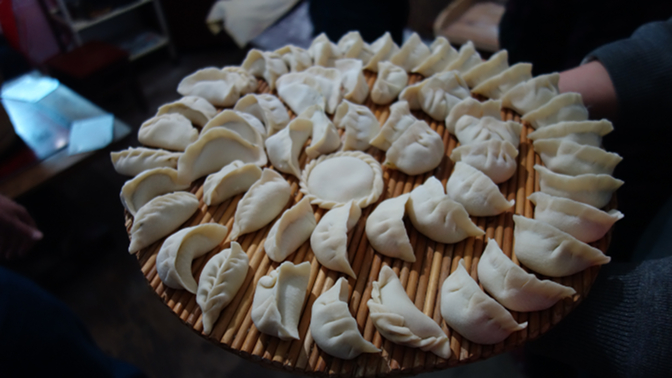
[156,223,228,293]
[234,94,290,136]
[445,162,514,216]
[333,100,380,151]
[528,192,623,243]
[311,277,380,359]
[450,140,518,184]
[369,100,417,151]
[455,115,523,148]
[177,128,267,183]
[309,33,341,67]
[411,36,458,77]
[265,117,312,178]
[477,239,576,312]
[201,109,265,146]
[156,96,217,127]
[399,70,471,121]
[521,93,588,129]
[471,63,533,100]
[384,120,445,176]
[337,31,373,65]
[120,167,190,216]
[501,73,560,115]
[311,201,361,277]
[363,32,400,71]
[526,120,614,147]
[305,66,343,114]
[230,168,291,240]
[300,151,384,209]
[251,261,311,340]
[462,50,508,88]
[367,266,451,359]
[276,73,325,116]
[335,58,369,104]
[274,45,312,72]
[406,176,484,244]
[443,41,482,74]
[390,32,431,72]
[138,113,198,151]
[534,165,623,209]
[371,61,408,105]
[299,105,341,158]
[241,49,288,90]
[365,194,415,262]
[534,139,622,176]
[202,160,262,206]
[513,215,611,277]
[197,241,249,334]
[128,192,200,253]
[441,259,527,344]
[177,67,256,107]
[264,197,316,262]
[444,97,502,135]
[110,147,181,177]
[221,66,259,93]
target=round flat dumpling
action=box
[300,151,383,209]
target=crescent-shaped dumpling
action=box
[471,63,532,100]
[310,201,361,277]
[363,32,399,72]
[371,61,409,105]
[264,197,316,263]
[335,58,369,104]
[443,41,482,74]
[501,73,560,115]
[384,120,445,176]
[533,139,622,176]
[521,92,588,129]
[449,140,518,184]
[202,160,262,206]
[455,115,522,148]
[274,45,312,73]
[138,113,198,151]
[110,147,180,177]
[234,94,290,136]
[526,120,613,147]
[241,49,288,91]
[120,167,190,216]
[156,96,217,127]
[369,100,417,151]
[534,165,623,209]
[462,49,508,88]
[389,32,431,72]
[445,162,514,217]
[201,109,265,146]
[333,100,380,151]
[411,36,458,77]
[365,194,415,262]
[299,105,340,159]
[264,117,312,178]
[444,97,501,135]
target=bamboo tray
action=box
[126,71,613,377]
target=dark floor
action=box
[2,47,530,378]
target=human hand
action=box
[559,60,619,122]
[0,194,42,260]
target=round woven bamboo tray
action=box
[126,71,613,377]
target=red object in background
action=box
[0,0,21,51]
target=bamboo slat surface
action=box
[126,71,613,377]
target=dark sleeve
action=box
[586,17,672,126]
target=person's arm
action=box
[0,194,42,260]
[559,61,619,122]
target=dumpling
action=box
[337,31,373,65]
[335,58,369,104]
[450,140,518,184]
[369,100,417,151]
[477,239,576,312]
[501,73,560,115]
[367,266,450,359]
[411,36,458,77]
[120,167,190,216]
[521,93,588,129]
[533,139,622,176]
[390,32,431,72]
[363,32,400,72]
[333,100,380,151]
[528,192,623,243]
[274,45,312,72]
[197,241,249,334]
[264,197,316,262]
[371,61,408,105]
[156,96,217,127]
[241,49,288,90]
[177,128,267,184]
[310,200,361,277]
[534,165,623,209]
[300,151,384,209]
[110,147,181,177]
[309,33,341,67]
[443,41,482,74]
[234,94,290,136]
[513,215,611,277]
[230,168,291,240]
[298,105,340,159]
[251,261,311,340]
[276,73,326,115]
[304,66,343,113]
[444,97,502,135]
[471,63,533,100]
[138,113,198,151]
[526,119,614,147]
[202,160,262,206]
[455,115,523,148]
[311,277,380,359]
[406,176,484,244]
[201,109,265,146]
[220,66,259,93]
[399,71,471,121]
[441,259,527,344]
[462,50,509,88]
[156,223,228,293]
[365,194,415,262]
[177,67,256,107]
[445,162,514,216]
[128,192,200,253]
[264,118,312,178]
[384,120,445,176]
